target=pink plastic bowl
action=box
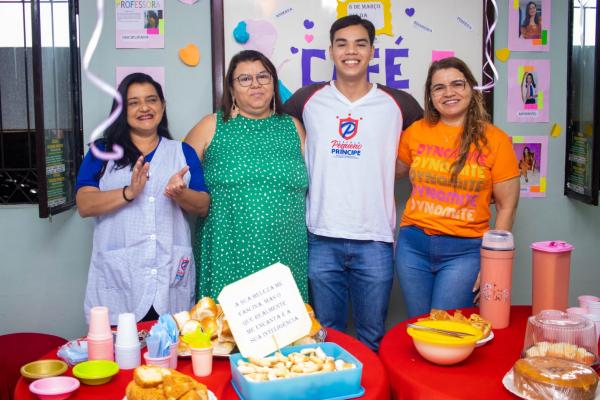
[29,376,80,400]
[412,339,476,365]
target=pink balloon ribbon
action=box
[82,0,123,161]
[474,0,499,92]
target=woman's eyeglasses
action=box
[430,79,468,97]
[233,72,272,87]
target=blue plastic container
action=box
[229,342,364,400]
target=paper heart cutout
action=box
[550,123,561,137]
[233,21,249,44]
[304,34,314,43]
[495,47,511,62]
[303,19,314,29]
[179,44,200,66]
[290,46,299,54]
[405,8,415,17]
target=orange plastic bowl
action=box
[407,320,483,365]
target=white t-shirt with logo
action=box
[285,81,422,242]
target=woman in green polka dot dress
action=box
[185,50,308,301]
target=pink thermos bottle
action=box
[479,230,515,329]
[531,241,574,315]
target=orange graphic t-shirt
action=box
[398,119,519,238]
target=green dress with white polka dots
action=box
[194,111,309,302]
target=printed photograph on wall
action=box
[508,0,550,52]
[116,2,165,49]
[512,136,548,198]
[507,59,550,123]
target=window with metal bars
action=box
[0,0,83,217]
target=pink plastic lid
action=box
[530,240,574,253]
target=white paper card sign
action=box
[217,263,311,358]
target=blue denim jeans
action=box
[307,232,393,351]
[395,225,482,318]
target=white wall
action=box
[0,0,213,339]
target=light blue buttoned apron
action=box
[84,139,195,325]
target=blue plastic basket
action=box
[229,342,364,400]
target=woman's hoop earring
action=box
[271,96,276,116]
[231,98,239,119]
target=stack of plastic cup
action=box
[579,295,600,342]
[87,306,114,361]
[578,295,600,311]
[566,307,588,316]
[115,313,141,370]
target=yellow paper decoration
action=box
[336,0,393,36]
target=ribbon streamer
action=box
[82,0,124,160]
[474,0,499,92]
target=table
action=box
[380,306,531,400]
[15,327,390,400]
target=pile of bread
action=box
[173,297,235,356]
[236,346,355,382]
[173,298,323,355]
[512,356,598,400]
[126,365,208,400]
[418,309,492,339]
[511,339,598,399]
[524,341,596,366]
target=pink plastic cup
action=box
[190,346,212,377]
[169,340,179,369]
[87,306,112,341]
[143,352,171,368]
[566,307,588,316]
[87,337,114,361]
[578,295,600,311]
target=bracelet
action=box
[122,185,134,202]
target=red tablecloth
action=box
[380,306,531,400]
[15,327,389,400]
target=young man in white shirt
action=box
[284,15,422,351]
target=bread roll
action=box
[181,319,201,336]
[191,297,218,321]
[217,317,235,343]
[199,316,218,338]
[173,311,191,331]
[513,356,598,400]
[127,366,208,400]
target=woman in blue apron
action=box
[76,73,210,324]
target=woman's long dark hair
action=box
[220,50,283,121]
[97,72,171,175]
[524,73,536,88]
[522,2,540,27]
[423,57,489,185]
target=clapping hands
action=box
[165,165,190,199]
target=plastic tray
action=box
[229,342,363,400]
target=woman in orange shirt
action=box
[395,57,520,318]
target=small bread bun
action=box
[178,340,190,354]
[199,316,218,338]
[173,311,191,331]
[181,319,201,336]
[211,339,235,355]
[218,317,235,343]
[133,365,169,388]
[191,297,218,321]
